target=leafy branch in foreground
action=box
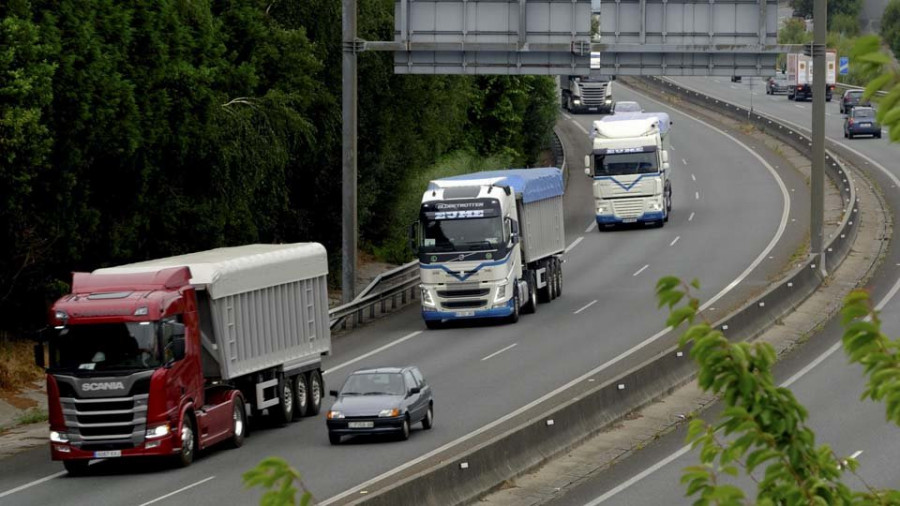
[851,35,900,143]
[657,277,900,505]
[243,457,313,506]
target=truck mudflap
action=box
[596,210,665,225]
[422,298,515,321]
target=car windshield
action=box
[341,373,406,396]
[594,152,659,175]
[420,217,503,253]
[853,109,875,119]
[49,322,164,373]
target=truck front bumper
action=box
[596,211,665,225]
[422,298,515,321]
[570,103,613,114]
[50,433,179,461]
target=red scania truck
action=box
[34,244,332,474]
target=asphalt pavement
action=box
[0,84,801,506]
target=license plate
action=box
[455,311,475,317]
[588,107,598,111]
[861,123,871,127]
[348,421,374,429]
[94,450,121,458]
[623,218,637,223]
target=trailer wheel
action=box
[63,460,90,476]
[229,397,247,448]
[292,374,309,419]
[307,370,323,416]
[555,260,563,297]
[176,416,196,468]
[273,378,295,425]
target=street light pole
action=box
[810,0,826,274]
[342,0,359,303]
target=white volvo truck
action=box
[585,112,673,227]
[411,168,566,329]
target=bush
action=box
[884,0,900,58]
[831,13,860,37]
[0,339,43,392]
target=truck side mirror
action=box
[661,150,669,163]
[408,222,418,253]
[510,220,520,244]
[34,343,45,369]
[662,162,670,171]
[329,389,339,398]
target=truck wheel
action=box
[306,370,323,416]
[555,261,563,297]
[273,378,295,425]
[548,263,558,300]
[523,273,539,312]
[63,460,90,476]
[176,416,196,468]
[292,374,309,419]
[229,397,247,448]
[425,319,444,330]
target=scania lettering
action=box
[584,112,673,227]
[411,168,566,328]
[35,244,331,474]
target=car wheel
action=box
[329,432,341,445]
[273,377,295,425]
[425,319,444,330]
[292,374,309,419]
[398,417,411,441]
[63,460,90,476]
[176,416,196,468]
[229,397,247,448]
[848,133,854,139]
[877,132,883,139]
[306,370,323,416]
[422,404,434,430]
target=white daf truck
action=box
[585,113,673,227]
[410,168,566,329]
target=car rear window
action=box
[854,109,874,118]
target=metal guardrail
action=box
[834,81,888,97]
[328,128,569,332]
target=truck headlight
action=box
[421,287,435,307]
[494,283,508,302]
[50,431,69,443]
[379,408,401,418]
[605,99,612,104]
[573,99,581,105]
[145,423,171,439]
[597,204,611,214]
[648,201,662,211]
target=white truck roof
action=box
[592,112,671,140]
[94,243,328,299]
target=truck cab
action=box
[585,113,673,227]
[561,75,613,114]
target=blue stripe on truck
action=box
[419,253,513,282]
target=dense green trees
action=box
[883,0,900,58]
[0,0,559,330]
[790,0,862,32]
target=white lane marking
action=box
[590,251,900,505]
[688,212,695,222]
[669,144,676,151]
[320,84,793,506]
[633,265,650,277]
[0,471,67,499]
[691,173,696,181]
[562,112,573,120]
[683,159,688,166]
[669,236,680,247]
[574,300,598,314]
[565,236,585,254]
[695,191,700,200]
[571,119,589,135]
[481,343,518,361]
[850,450,863,460]
[794,104,805,109]
[139,476,216,506]
[324,331,423,376]
[585,221,598,233]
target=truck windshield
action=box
[49,322,164,373]
[421,217,504,253]
[594,152,658,176]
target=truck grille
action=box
[61,394,148,447]
[613,199,645,217]
[581,84,608,105]
[442,300,488,309]
[437,288,490,298]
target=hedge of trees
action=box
[0,0,559,331]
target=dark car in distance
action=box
[766,73,790,95]
[843,106,881,139]
[840,89,870,114]
[326,366,433,444]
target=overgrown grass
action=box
[16,409,48,425]
[0,340,43,392]
[373,150,515,264]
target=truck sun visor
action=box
[428,167,563,204]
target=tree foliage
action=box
[244,457,313,506]
[0,0,559,330]
[657,277,900,504]
[883,0,900,59]
[852,35,900,143]
[790,0,862,30]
